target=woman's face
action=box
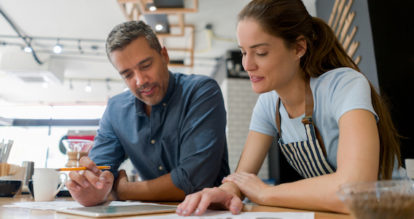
[237,18,302,94]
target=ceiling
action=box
[0,0,315,106]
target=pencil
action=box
[56,166,111,171]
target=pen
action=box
[56,166,111,171]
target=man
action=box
[66,21,229,206]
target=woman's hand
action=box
[223,172,270,205]
[176,187,243,216]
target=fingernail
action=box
[99,176,105,181]
[195,208,200,215]
[93,167,99,173]
[231,206,240,213]
[96,181,103,188]
[182,210,187,215]
[175,208,181,214]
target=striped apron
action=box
[275,80,335,178]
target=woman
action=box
[177,0,404,215]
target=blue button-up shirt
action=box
[89,72,229,194]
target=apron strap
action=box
[302,79,327,157]
[276,98,282,138]
[276,78,327,157]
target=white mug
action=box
[32,168,67,202]
[405,159,414,179]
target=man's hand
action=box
[113,169,130,200]
[65,157,114,206]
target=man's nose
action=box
[134,71,148,87]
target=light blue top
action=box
[250,67,405,178]
[89,72,230,194]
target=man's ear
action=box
[160,47,170,64]
[295,36,307,59]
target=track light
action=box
[23,46,32,53]
[85,80,92,92]
[106,78,111,92]
[155,24,164,32]
[53,39,63,54]
[148,3,157,11]
[69,79,74,90]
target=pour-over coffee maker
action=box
[61,139,94,167]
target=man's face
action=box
[109,37,170,106]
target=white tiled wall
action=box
[222,78,269,179]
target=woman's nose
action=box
[243,54,257,71]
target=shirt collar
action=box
[135,71,175,116]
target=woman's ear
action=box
[295,36,307,58]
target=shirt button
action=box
[158,165,163,171]
[151,139,156,144]
[162,103,167,107]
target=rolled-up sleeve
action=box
[89,101,126,178]
[170,79,229,194]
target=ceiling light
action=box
[69,79,74,90]
[106,78,111,91]
[23,46,32,53]
[85,80,92,92]
[53,44,63,54]
[53,39,63,54]
[148,2,157,12]
[155,24,164,32]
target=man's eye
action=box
[257,52,268,56]
[123,73,132,79]
[140,63,151,70]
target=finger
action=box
[99,170,114,189]
[79,157,100,174]
[195,190,216,215]
[176,193,195,215]
[69,171,91,188]
[117,170,128,181]
[228,195,243,215]
[81,170,101,188]
[65,180,81,192]
[181,193,202,216]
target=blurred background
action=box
[0,0,412,183]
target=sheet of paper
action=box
[3,200,153,210]
[137,210,314,219]
[4,201,314,219]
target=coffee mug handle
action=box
[53,173,68,197]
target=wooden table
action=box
[0,194,352,218]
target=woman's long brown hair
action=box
[239,0,401,179]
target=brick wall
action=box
[222,78,269,179]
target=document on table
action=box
[137,210,314,219]
[4,201,314,219]
[3,200,156,210]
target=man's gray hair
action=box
[105,20,162,58]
